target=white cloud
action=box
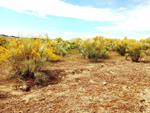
[96,1,150,31]
[1,0,149,31]
[0,0,125,21]
[0,0,150,39]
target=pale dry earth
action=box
[0,52,150,113]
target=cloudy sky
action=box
[0,0,150,40]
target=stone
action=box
[103,82,107,85]
[19,85,30,91]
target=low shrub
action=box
[127,42,150,62]
[0,38,60,84]
[79,38,109,62]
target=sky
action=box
[0,0,150,40]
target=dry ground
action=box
[0,51,150,113]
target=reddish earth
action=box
[0,51,150,113]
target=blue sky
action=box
[0,0,150,40]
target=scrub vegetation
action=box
[0,35,150,112]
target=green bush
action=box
[79,39,109,62]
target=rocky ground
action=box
[0,51,150,113]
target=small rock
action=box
[140,99,146,103]
[101,64,104,67]
[19,85,30,91]
[0,94,5,98]
[27,109,30,111]
[72,72,75,75]
[103,82,107,85]
[39,98,45,101]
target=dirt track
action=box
[0,52,150,113]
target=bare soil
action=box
[0,51,150,113]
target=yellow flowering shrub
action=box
[127,41,150,62]
[49,38,76,56]
[0,38,60,81]
[140,37,150,44]
[0,46,10,64]
[0,37,7,47]
[79,36,109,62]
[113,37,136,56]
[43,47,60,61]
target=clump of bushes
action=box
[0,36,7,47]
[0,38,60,85]
[127,42,150,62]
[79,37,109,62]
[113,37,136,56]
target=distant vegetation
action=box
[0,34,19,39]
[0,34,150,85]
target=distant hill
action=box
[0,34,19,39]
